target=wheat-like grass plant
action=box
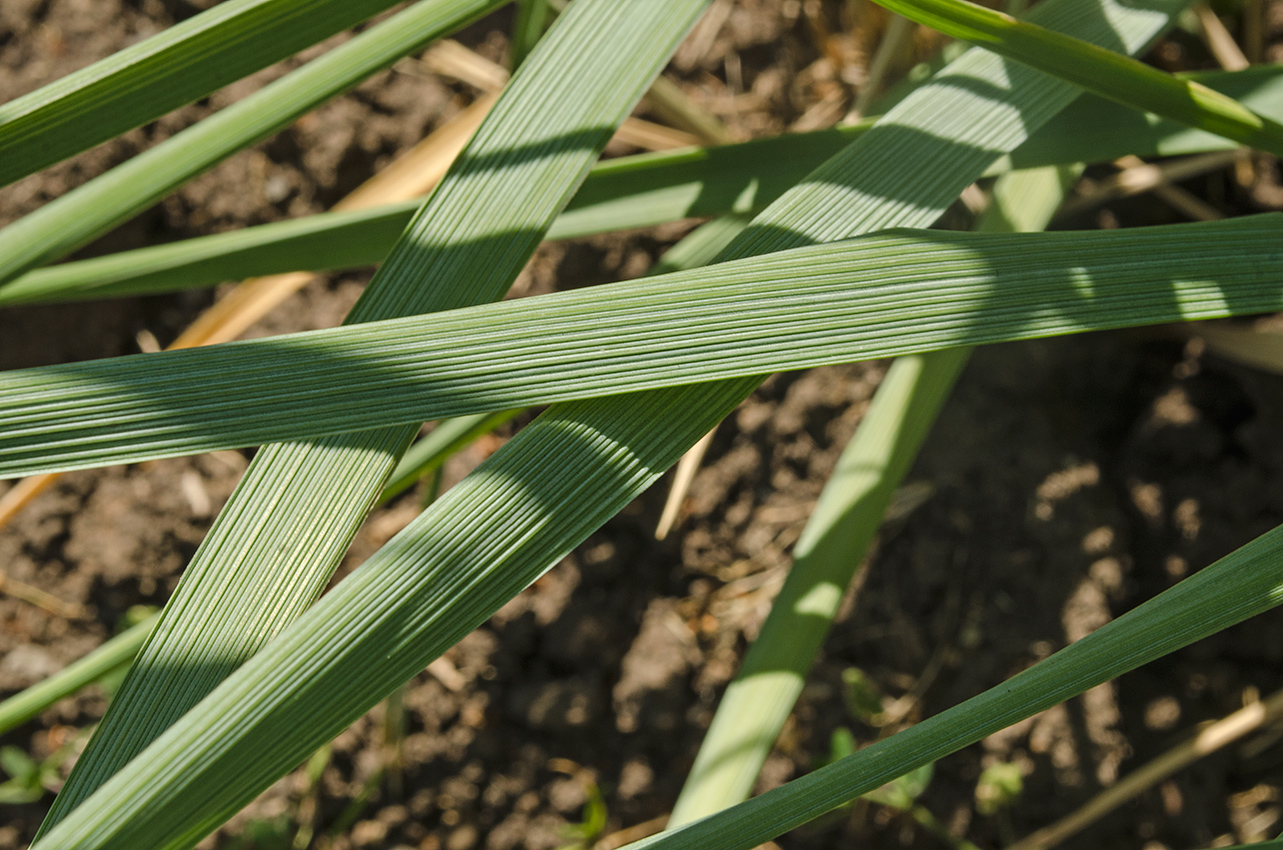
[1,0,1282,847]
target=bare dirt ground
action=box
[3,2,1283,849]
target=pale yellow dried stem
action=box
[613,118,700,150]
[172,91,499,350]
[1194,1,1250,72]
[422,38,703,150]
[1114,154,1225,222]
[0,576,86,619]
[1008,688,1283,850]
[644,75,735,145]
[0,472,58,530]
[1059,149,1242,218]
[654,427,716,540]
[420,39,511,91]
[0,532,86,618]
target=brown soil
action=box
[3,2,1283,850]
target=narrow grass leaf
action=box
[669,350,969,823]
[5,63,1280,308]
[1004,65,1283,167]
[871,0,1283,157]
[647,214,752,276]
[668,163,1077,823]
[630,523,1283,850]
[0,0,504,286]
[509,0,550,71]
[0,0,407,188]
[378,410,520,504]
[0,613,158,737]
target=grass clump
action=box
[0,0,1281,848]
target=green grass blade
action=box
[27,0,1189,844]
[12,217,1282,477]
[0,612,158,737]
[510,0,550,71]
[667,163,1076,824]
[872,0,1283,157]
[0,128,871,307]
[977,164,1083,235]
[5,63,1281,308]
[377,409,520,504]
[630,523,1283,850]
[0,0,504,287]
[31,0,715,838]
[669,349,969,824]
[0,0,406,188]
[0,203,421,307]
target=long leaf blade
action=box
[630,523,1283,850]
[0,0,405,188]
[0,613,158,737]
[2,217,1281,477]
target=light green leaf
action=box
[0,612,158,737]
[864,763,933,811]
[378,409,520,504]
[666,163,1076,824]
